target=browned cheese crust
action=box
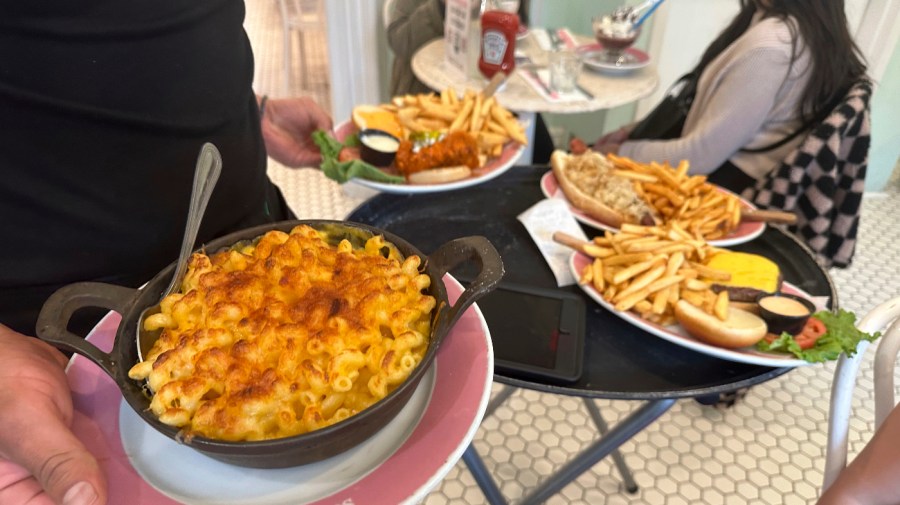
[128,225,436,441]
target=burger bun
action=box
[674,299,768,349]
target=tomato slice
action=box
[795,316,827,350]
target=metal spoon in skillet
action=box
[137,142,222,361]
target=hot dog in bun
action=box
[550,150,656,228]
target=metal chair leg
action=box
[462,444,509,505]
[583,398,639,493]
[485,384,517,418]
[519,399,676,505]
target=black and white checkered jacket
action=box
[741,80,873,268]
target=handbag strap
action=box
[738,123,812,154]
[739,85,850,154]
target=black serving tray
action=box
[347,166,837,400]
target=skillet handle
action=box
[429,236,505,330]
[36,282,138,379]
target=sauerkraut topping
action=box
[563,152,653,224]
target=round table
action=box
[412,36,659,165]
[347,165,837,505]
[411,37,659,114]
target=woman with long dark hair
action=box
[594,0,868,192]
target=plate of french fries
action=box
[541,154,766,247]
[569,223,809,367]
[336,87,528,194]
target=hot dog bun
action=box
[406,165,472,185]
[550,150,655,228]
[674,299,768,349]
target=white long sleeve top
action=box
[619,14,812,180]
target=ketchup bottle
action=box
[478,3,519,79]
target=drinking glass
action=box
[548,49,584,94]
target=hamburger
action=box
[675,252,782,348]
[674,299,768,349]
[704,251,782,306]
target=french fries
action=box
[384,88,527,162]
[605,154,745,241]
[576,222,733,324]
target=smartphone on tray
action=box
[472,282,585,384]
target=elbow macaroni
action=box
[128,225,436,441]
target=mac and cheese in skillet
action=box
[128,225,436,441]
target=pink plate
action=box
[64,275,493,505]
[516,25,529,40]
[540,171,766,247]
[570,252,810,368]
[334,120,525,194]
[577,42,650,73]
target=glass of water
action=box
[548,49,584,94]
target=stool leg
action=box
[462,444,509,505]
[583,398,639,494]
[485,384,517,418]
[520,399,674,505]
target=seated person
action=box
[593,0,867,194]
[818,403,900,504]
[385,0,555,164]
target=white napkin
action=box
[517,198,589,287]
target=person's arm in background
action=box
[817,404,900,505]
[608,47,790,173]
[386,0,446,63]
[257,95,333,167]
[0,325,106,505]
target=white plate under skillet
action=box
[65,275,494,505]
[570,252,809,368]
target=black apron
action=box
[0,1,292,335]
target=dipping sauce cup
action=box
[756,292,816,336]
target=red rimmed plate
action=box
[334,121,525,194]
[540,171,766,247]
[569,252,809,368]
[577,42,650,74]
[65,275,493,505]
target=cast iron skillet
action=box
[36,220,504,468]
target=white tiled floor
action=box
[243,3,900,503]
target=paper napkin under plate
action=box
[518,197,589,287]
[519,68,591,103]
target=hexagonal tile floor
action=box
[268,163,899,505]
[245,5,900,502]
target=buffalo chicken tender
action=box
[128,225,436,441]
[394,130,480,175]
